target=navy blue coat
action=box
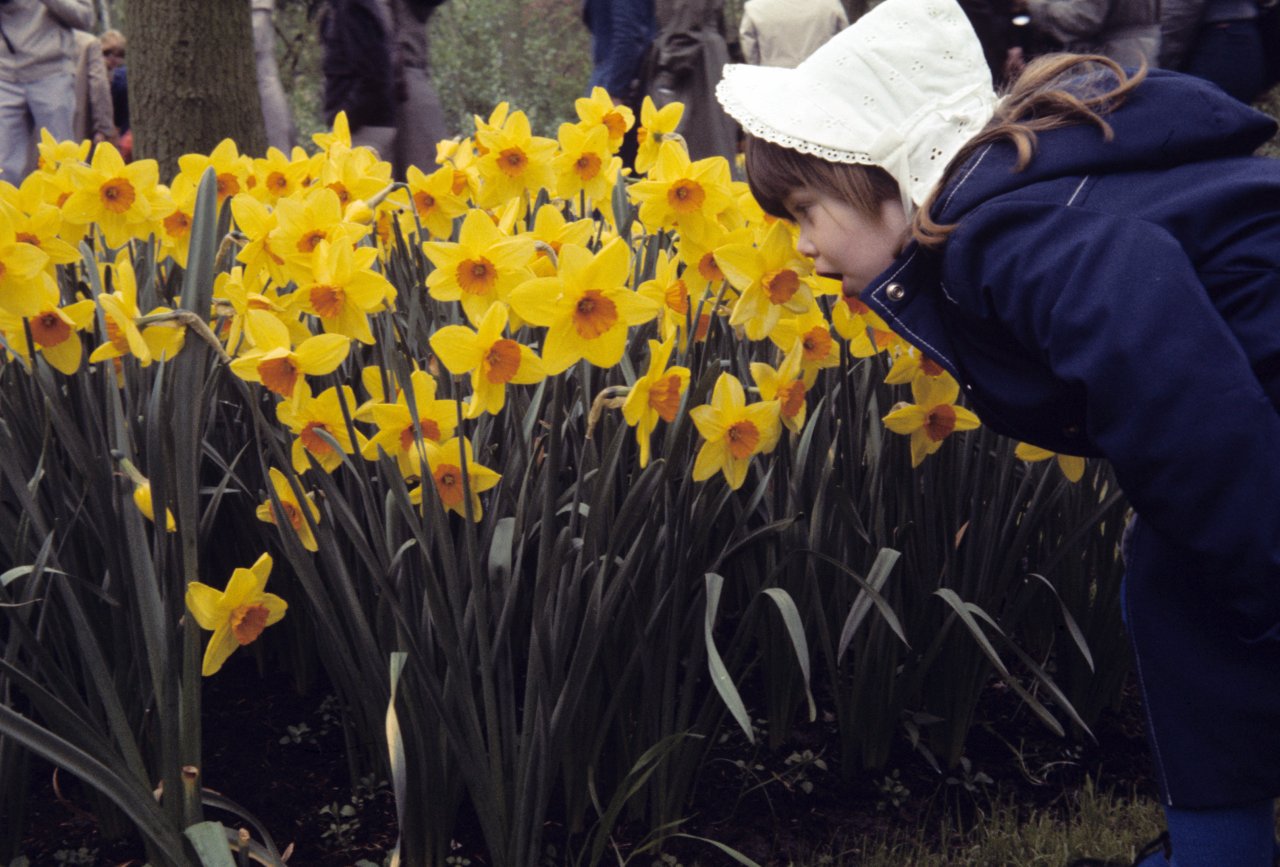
[862,69,1280,809]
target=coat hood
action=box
[933,69,1279,223]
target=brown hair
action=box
[740,53,1146,250]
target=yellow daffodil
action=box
[554,121,620,205]
[359,369,460,476]
[422,209,536,326]
[276,383,364,474]
[64,143,164,248]
[0,203,52,316]
[88,255,186,369]
[229,194,291,287]
[882,373,981,467]
[317,143,393,210]
[575,86,635,153]
[435,136,481,202]
[212,266,306,355]
[155,176,196,269]
[1015,442,1086,483]
[628,140,733,238]
[508,238,660,374]
[410,436,501,521]
[526,204,594,278]
[690,372,782,490]
[353,363,401,422]
[637,249,713,347]
[289,238,395,345]
[132,481,177,532]
[474,109,557,210]
[0,195,79,273]
[251,147,309,203]
[751,345,808,435]
[635,96,685,175]
[312,110,354,156]
[229,312,351,399]
[429,302,545,419]
[268,187,370,284]
[884,345,949,388]
[675,221,750,294]
[833,289,897,357]
[404,163,469,240]
[0,279,95,374]
[33,130,89,175]
[185,553,287,676]
[622,337,690,467]
[256,467,321,552]
[717,219,815,341]
[177,138,252,207]
[768,306,839,387]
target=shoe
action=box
[1067,831,1171,867]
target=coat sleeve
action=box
[85,36,116,139]
[951,201,1280,641]
[38,0,96,31]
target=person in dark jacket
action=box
[716,0,1280,863]
[320,0,397,157]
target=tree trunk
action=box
[123,0,266,177]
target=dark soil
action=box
[16,660,1154,866]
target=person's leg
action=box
[26,71,77,144]
[253,5,296,152]
[1161,799,1276,867]
[0,78,34,181]
[1183,20,1268,104]
[394,65,448,180]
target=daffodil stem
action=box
[585,386,630,440]
[134,310,233,365]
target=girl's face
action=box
[785,188,908,295]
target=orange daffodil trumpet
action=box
[429,302,546,419]
[228,311,351,399]
[185,553,287,676]
[882,373,982,467]
[509,238,661,374]
[622,337,690,468]
[690,372,782,490]
[409,437,502,522]
[256,467,321,552]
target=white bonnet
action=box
[716,0,998,211]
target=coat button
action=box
[885,282,906,301]
[1063,424,1080,437]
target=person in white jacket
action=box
[0,0,95,180]
[738,0,847,68]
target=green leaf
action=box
[385,652,409,867]
[761,588,816,721]
[184,820,236,866]
[703,573,754,744]
[837,548,901,662]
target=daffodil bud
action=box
[343,199,374,224]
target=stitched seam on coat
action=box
[940,144,993,213]
[866,250,957,368]
[1066,176,1090,206]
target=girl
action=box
[715,0,1280,864]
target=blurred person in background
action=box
[100,28,129,158]
[738,0,847,68]
[1016,0,1161,67]
[72,28,115,148]
[0,0,96,180]
[389,0,449,178]
[1160,0,1276,103]
[582,0,656,166]
[253,0,296,152]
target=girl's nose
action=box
[795,231,817,258]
